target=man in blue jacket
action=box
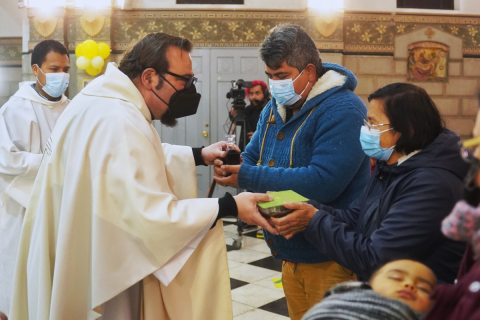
[271,83,468,285]
[214,24,370,320]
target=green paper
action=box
[258,190,309,209]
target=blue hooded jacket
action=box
[305,128,468,283]
[239,63,370,263]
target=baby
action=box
[302,259,437,320]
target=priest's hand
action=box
[202,141,227,165]
[234,192,279,235]
[214,165,240,188]
[270,202,317,239]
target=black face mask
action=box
[464,161,480,207]
[151,77,201,119]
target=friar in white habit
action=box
[9,33,276,320]
[0,40,70,316]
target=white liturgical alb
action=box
[9,63,232,320]
[0,82,69,315]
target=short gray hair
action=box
[260,24,323,77]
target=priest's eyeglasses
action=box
[363,119,391,131]
[164,71,197,89]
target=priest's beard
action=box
[156,80,178,127]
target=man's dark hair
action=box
[368,83,443,155]
[119,33,193,80]
[31,40,69,67]
[260,24,323,77]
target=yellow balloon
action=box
[98,43,111,59]
[91,56,105,70]
[76,56,91,70]
[86,66,101,76]
[83,40,99,59]
[83,39,96,45]
[75,43,84,57]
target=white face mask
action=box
[35,64,70,98]
[269,69,309,106]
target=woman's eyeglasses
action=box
[363,119,391,131]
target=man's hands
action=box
[213,163,240,188]
[270,202,318,239]
[234,192,278,235]
[202,141,227,165]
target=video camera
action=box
[226,79,252,119]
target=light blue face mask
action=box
[359,125,395,161]
[269,69,309,106]
[36,64,70,98]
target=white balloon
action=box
[91,56,105,70]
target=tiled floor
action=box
[223,220,290,319]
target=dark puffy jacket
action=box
[305,128,468,283]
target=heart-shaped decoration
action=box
[314,16,339,38]
[32,17,58,38]
[80,14,106,37]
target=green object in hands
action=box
[257,190,309,218]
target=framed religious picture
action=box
[83,79,92,87]
[407,41,449,82]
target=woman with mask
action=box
[270,83,468,284]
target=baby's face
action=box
[370,260,437,312]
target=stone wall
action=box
[16,9,480,137]
[0,67,22,107]
[0,37,22,106]
[344,54,479,137]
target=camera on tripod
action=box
[226,79,253,119]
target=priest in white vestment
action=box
[0,40,70,316]
[10,33,276,320]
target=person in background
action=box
[422,90,480,320]
[271,83,468,285]
[244,80,269,141]
[0,39,70,316]
[228,80,269,148]
[215,24,370,320]
[302,260,437,320]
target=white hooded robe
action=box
[9,63,232,320]
[0,82,69,315]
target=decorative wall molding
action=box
[0,37,22,66]
[79,13,106,37]
[344,12,480,55]
[110,10,322,50]
[22,9,480,56]
[344,44,394,53]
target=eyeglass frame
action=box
[162,70,197,89]
[363,119,391,131]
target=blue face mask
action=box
[359,125,395,161]
[36,65,70,98]
[269,69,309,106]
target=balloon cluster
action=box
[75,40,111,76]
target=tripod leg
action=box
[206,179,216,198]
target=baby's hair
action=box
[368,259,438,285]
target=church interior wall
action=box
[0,2,23,106]
[1,1,480,138]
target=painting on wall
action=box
[407,42,449,81]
